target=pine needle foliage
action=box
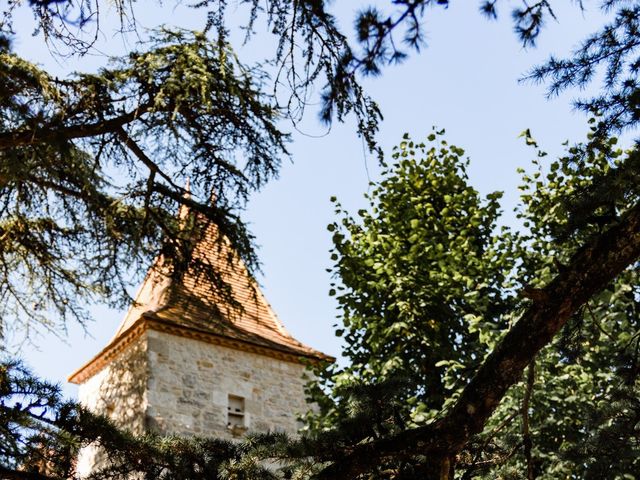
[0,360,289,480]
[13,1,640,154]
[0,28,286,339]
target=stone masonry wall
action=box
[75,335,149,476]
[145,329,311,440]
[75,328,313,476]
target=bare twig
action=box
[522,361,536,480]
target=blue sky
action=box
[10,1,614,399]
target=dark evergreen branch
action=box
[114,126,179,191]
[0,102,153,150]
[460,409,519,478]
[0,466,62,480]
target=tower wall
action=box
[75,335,149,476]
[145,329,311,439]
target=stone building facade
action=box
[69,216,329,474]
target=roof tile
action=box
[111,216,328,361]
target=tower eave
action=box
[68,314,333,385]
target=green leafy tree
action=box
[485,130,640,479]
[309,130,517,428]
[307,129,640,478]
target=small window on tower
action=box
[227,394,245,431]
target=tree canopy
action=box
[3,0,640,479]
[4,129,640,479]
[306,129,640,478]
[2,0,639,337]
[0,25,288,337]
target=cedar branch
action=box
[0,103,152,150]
[114,127,227,225]
[0,466,62,480]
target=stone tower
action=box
[69,216,329,474]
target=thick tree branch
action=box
[0,103,152,150]
[317,200,640,479]
[0,466,62,480]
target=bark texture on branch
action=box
[317,201,640,479]
[0,466,61,480]
[0,104,151,150]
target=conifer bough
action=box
[0,29,286,337]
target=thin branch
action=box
[522,361,536,480]
[114,126,177,189]
[460,409,520,479]
[463,441,523,472]
[586,301,615,341]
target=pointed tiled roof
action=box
[69,215,331,384]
